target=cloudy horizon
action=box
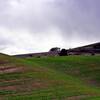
[0,0,100,55]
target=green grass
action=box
[27,56,100,84]
[0,54,100,100]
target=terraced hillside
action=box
[0,54,100,100]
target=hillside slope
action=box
[0,54,100,100]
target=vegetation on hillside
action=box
[0,54,100,100]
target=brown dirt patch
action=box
[0,66,25,74]
[86,79,100,86]
[65,95,90,100]
[0,78,32,83]
[32,81,49,89]
[82,77,100,86]
[0,85,18,91]
[31,80,65,89]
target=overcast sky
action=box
[0,0,100,55]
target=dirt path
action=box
[0,66,24,74]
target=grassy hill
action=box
[0,54,100,100]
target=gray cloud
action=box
[49,0,100,39]
[0,0,100,54]
[0,32,13,52]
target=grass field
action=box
[0,54,100,100]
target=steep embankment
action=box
[0,54,100,100]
